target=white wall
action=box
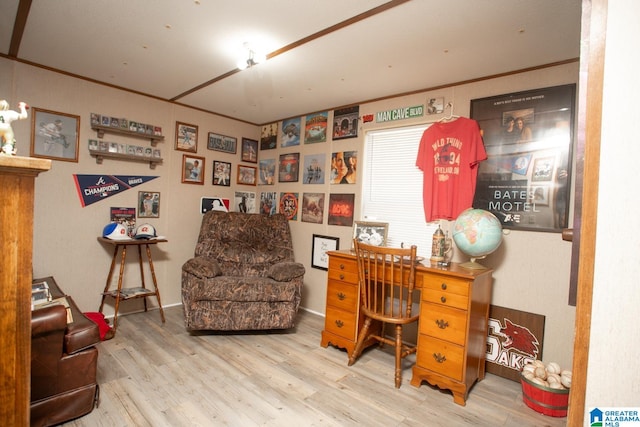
[584,0,640,409]
[4,57,577,370]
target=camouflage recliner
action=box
[181,211,305,331]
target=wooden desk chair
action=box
[349,240,419,388]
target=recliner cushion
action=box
[191,277,299,302]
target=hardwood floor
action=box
[63,306,566,426]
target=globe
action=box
[452,208,503,269]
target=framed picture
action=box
[175,122,198,152]
[327,193,355,226]
[241,137,258,163]
[281,117,301,147]
[258,158,276,185]
[181,154,205,185]
[352,221,388,249]
[332,106,359,140]
[303,153,326,184]
[207,132,237,154]
[30,108,80,162]
[330,151,357,184]
[212,160,231,186]
[260,122,278,150]
[279,192,299,221]
[470,84,576,232]
[301,192,325,224]
[304,111,328,144]
[311,234,340,270]
[235,191,256,213]
[138,191,160,218]
[237,164,257,186]
[279,153,300,182]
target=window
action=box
[361,124,439,258]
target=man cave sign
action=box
[485,305,544,382]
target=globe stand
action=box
[459,256,488,270]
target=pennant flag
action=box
[73,174,158,207]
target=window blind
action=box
[362,124,439,258]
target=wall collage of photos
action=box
[206,106,360,227]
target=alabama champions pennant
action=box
[73,174,158,207]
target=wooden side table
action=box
[97,237,167,333]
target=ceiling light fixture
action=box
[237,45,266,70]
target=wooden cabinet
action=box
[320,250,493,405]
[0,156,51,426]
[410,266,493,405]
[320,251,379,357]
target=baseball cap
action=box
[102,222,131,240]
[134,223,157,239]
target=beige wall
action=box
[4,57,577,370]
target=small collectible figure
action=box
[0,100,29,156]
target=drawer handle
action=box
[335,320,344,328]
[435,319,449,329]
[339,274,345,280]
[337,292,346,301]
[441,283,447,290]
[339,263,345,270]
[440,296,447,303]
[433,353,447,363]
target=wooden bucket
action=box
[520,374,569,417]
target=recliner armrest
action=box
[182,256,223,279]
[267,262,306,282]
[32,305,67,337]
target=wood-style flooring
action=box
[62,306,567,426]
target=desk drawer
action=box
[422,275,470,297]
[327,280,358,312]
[419,302,467,346]
[416,335,464,382]
[422,276,470,310]
[328,257,358,283]
[325,306,358,341]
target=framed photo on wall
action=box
[175,122,198,152]
[470,84,576,232]
[237,164,257,186]
[278,153,300,182]
[208,132,237,154]
[30,108,80,162]
[181,154,205,184]
[212,160,231,186]
[138,191,160,218]
[241,137,258,163]
[311,234,339,270]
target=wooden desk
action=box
[98,237,167,333]
[320,250,493,405]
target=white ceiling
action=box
[1,0,582,125]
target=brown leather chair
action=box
[31,278,100,427]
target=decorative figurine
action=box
[0,100,29,156]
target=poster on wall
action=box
[470,84,576,232]
[332,106,359,140]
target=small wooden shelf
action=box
[92,124,165,146]
[102,287,156,300]
[89,149,163,169]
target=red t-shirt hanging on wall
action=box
[416,117,487,222]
